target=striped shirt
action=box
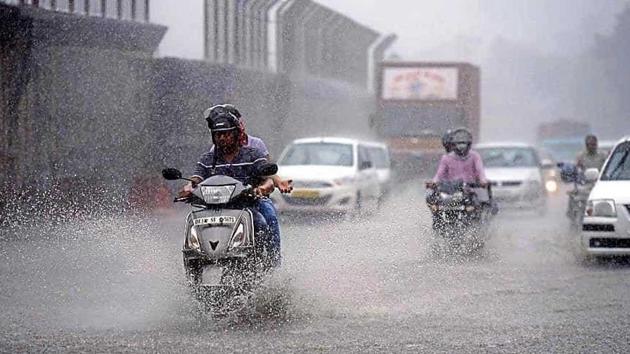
[192,146,268,183]
[209,134,269,157]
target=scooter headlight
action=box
[228,220,251,250]
[200,185,236,204]
[585,199,616,217]
[187,226,201,250]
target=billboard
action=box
[381,67,459,100]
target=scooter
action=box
[425,180,497,252]
[162,163,278,314]
[559,163,592,231]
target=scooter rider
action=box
[576,134,607,172]
[432,128,488,185]
[204,104,291,267]
[427,128,492,230]
[566,134,608,221]
[179,108,281,267]
[208,104,293,193]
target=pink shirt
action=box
[433,151,487,183]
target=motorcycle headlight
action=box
[228,220,251,250]
[585,199,616,217]
[200,185,235,204]
[188,226,201,250]
[545,180,557,193]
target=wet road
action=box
[1,181,630,352]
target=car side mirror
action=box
[361,161,372,170]
[584,168,599,183]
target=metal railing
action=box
[202,0,394,89]
[1,0,151,22]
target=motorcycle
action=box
[425,180,497,252]
[162,163,278,314]
[560,163,592,231]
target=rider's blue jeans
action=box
[255,198,281,266]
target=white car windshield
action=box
[478,147,539,168]
[280,143,354,166]
[601,142,630,181]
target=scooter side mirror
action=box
[162,168,183,180]
[584,168,599,183]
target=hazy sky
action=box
[316,0,628,61]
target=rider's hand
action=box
[276,179,293,194]
[425,181,436,189]
[177,183,194,199]
[254,180,275,197]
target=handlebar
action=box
[425,181,489,189]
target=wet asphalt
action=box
[1,181,629,353]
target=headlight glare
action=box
[545,180,557,193]
[586,199,616,217]
[201,185,235,204]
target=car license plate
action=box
[201,266,223,286]
[291,189,320,199]
[193,216,236,226]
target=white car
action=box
[475,143,547,213]
[270,137,382,214]
[363,141,392,199]
[581,136,630,256]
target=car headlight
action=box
[585,199,617,217]
[187,226,201,250]
[200,185,235,204]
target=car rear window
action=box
[478,147,539,168]
[279,143,354,166]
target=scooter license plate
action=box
[201,266,223,286]
[291,189,320,199]
[193,216,237,226]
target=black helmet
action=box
[221,104,242,119]
[450,128,473,156]
[451,128,473,144]
[203,105,240,132]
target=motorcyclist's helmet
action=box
[451,128,473,156]
[203,105,240,146]
[442,129,454,153]
[221,104,242,119]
